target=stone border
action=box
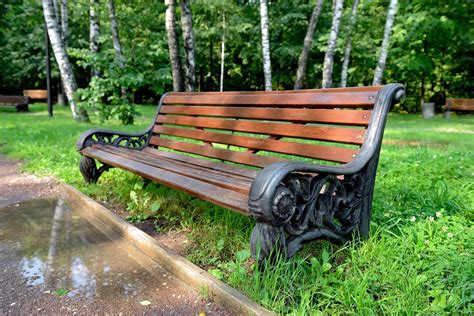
[61,183,273,316]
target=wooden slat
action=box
[152,126,358,163]
[163,91,377,107]
[81,147,250,213]
[95,145,252,194]
[142,148,258,179]
[156,116,365,145]
[166,86,382,95]
[160,106,371,126]
[149,137,286,168]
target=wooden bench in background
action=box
[0,96,29,111]
[23,89,48,100]
[77,84,405,264]
[445,98,474,113]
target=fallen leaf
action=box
[140,300,151,306]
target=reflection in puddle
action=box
[0,198,169,302]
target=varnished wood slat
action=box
[163,91,377,107]
[142,148,258,179]
[152,126,358,163]
[149,137,286,168]
[160,106,371,126]
[156,116,365,145]
[81,147,250,213]
[166,86,382,95]
[95,145,252,194]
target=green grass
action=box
[1,105,473,314]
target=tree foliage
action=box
[0,0,472,116]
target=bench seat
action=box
[82,144,253,213]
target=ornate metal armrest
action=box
[248,160,376,263]
[76,128,152,151]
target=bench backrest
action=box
[0,96,29,104]
[23,89,47,99]
[446,98,474,111]
[149,86,384,168]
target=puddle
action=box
[0,199,186,302]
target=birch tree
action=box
[60,0,68,47]
[340,0,359,87]
[107,0,127,97]
[179,0,196,92]
[42,0,89,122]
[89,0,100,78]
[219,13,226,92]
[322,0,343,88]
[259,0,272,91]
[165,0,183,92]
[294,0,323,90]
[373,0,398,85]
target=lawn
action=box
[1,104,473,314]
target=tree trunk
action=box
[294,0,323,90]
[322,0,343,88]
[340,0,359,88]
[165,0,183,92]
[220,13,225,92]
[60,0,68,47]
[59,0,68,105]
[107,0,127,97]
[42,0,89,122]
[179,0,196,92]
[372,0,398,86]
[259,0,272,91]
[89,0,100,78]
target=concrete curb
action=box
[61,183,274,316]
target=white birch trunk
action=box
[89,0,100,78]
[179,0,196,92]
[340,0,359,87]
[220,13,225,92]
[373,0,397,85]
[107,0,124,69]
[42,0,89,122]
[260,0,272,91]
[294,0,323,90]
[60,0,68,47]
[322,0,343,88]
[165,0,183,92]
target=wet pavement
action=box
[0,198,231,315]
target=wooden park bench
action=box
[77,84,405,263]
[23,89,48,100]
[445,98,474,113]
[0,95,29,111]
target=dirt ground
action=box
[0,156,232,315]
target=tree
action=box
[60,0,68,47]
[219,12,226,92]
[89,0,100,77]
[373,0,397,85]
[294,0,323,90]
[340,0,359,88]
[42,0,89,122]
[322,0,343,88]
[179,0,196,92]
[259,0,272,91]
[165,0,183,92]
[107,0,127,97]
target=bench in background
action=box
[445,98,474,113]
[23,89,48,100]
[77,84,405,264]
[0,96,29,111]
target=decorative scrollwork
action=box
[86,131,151,149]
[250,170,369,262]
